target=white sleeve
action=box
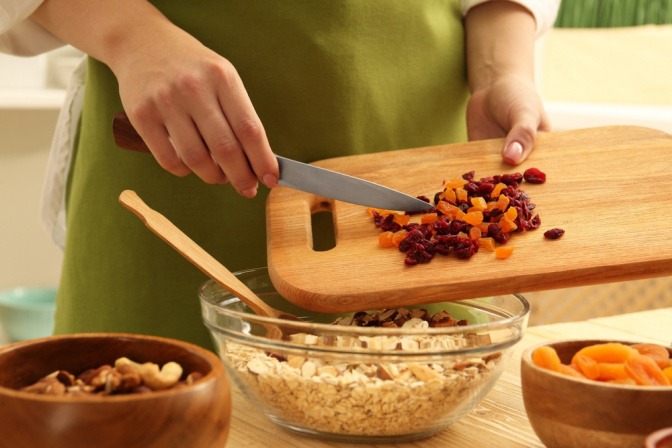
[461,0,561,37]
[0,0,65,55]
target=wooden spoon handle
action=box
[113,112,150,153]
[118,190,282,319]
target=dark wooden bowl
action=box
[521,340,672,448]
[0,333,230,448]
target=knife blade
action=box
[112,112,433,211]
[276,156,433,211]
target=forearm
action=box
[30,0,183,76]
[464,2,537,92]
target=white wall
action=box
[0,48,74,291]
[0,107,63,290]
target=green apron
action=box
[55,1,468,349]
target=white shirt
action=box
[0,0,560,249]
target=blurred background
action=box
[1,1,671,341]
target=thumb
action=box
[501,109,551,165]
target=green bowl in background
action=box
[0,287,56,342]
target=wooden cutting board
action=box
[266,126,672,312]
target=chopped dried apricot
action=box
[491,182,507,198]
[468,226,482,240]
[421,213,439,225]
[378,231,395,248]
[393,214,411,226]
[455,187,468,202]
[495,195,510,210]
[437,201,460,218]
[441,188,457,204]
[494,246,515,259]
[470,197,487,211]
[444,179,467,189]
[479,237,496,251]
[503,206,518,221]
[392,230,407,247]
[367,207,396,217]
[463,211,484,226]
[499,218,518,233]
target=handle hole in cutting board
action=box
[310,202,336,252]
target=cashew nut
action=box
[115,357,183,390]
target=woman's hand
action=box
[466,73,550,165]
[113,27,278,197]
[464,2,551,165]
[32,0,278,198]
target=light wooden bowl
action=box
[521,340,672,448]
[0,333,231,448]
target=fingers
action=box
[133,118,192,178]
[215,70,279,191]
[501,108,551,165]
[125,60,279,198]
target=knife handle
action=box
[112,112,151,153]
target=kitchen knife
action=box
[275,156,434,211]
[113,112,434,212]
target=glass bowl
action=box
[200,267,529,443]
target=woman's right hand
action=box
[112,25,278,197]
[32,0,278,198]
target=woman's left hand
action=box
[466,73,551,165]
[464,1,554,165]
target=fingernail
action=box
[503,141,523,164]
[241,186,258,198]
[262,174,278,188]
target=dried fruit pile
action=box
[369,168,562,265]
[533,342,672,386]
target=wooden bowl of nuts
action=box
[200,267,530,443]
[0,333,230,448]
[521,340,672,448]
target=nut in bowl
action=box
[0,333,231,448]
[199,267,530,443]
[521,340,672,448]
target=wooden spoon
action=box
[118,190,298,324]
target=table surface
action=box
[226,307,672,447]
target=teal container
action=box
[0,287,57,342]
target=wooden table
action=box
[226,308,672,447]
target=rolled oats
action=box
[224,325,503,437]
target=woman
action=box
[1,1,559,348]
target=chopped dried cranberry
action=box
[523,167,547,184]
[500,173,523,185]
[544,228,565,239]
[453,239,479,259]
[476,182,495,195]
[462,171,475,181]
[377,213,401,232]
